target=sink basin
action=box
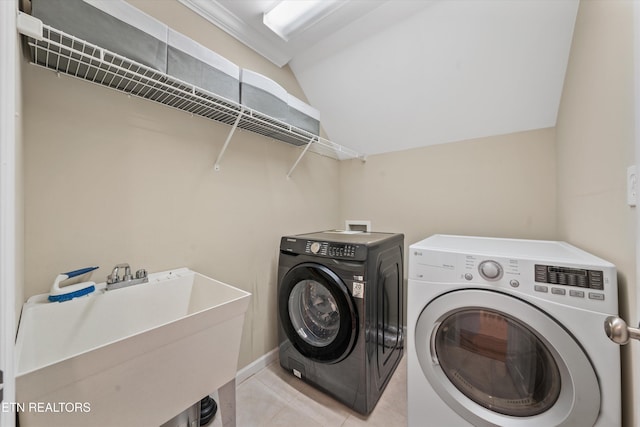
[15,268,251,427]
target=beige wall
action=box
[339,128,557,327]
[339,128,557,249]
[22,1,340,369]
[555,1,637,426]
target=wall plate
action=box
[345,220,371,232]
[627,165,637,207]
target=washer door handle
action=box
[604,316,640,345]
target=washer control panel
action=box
[305,240,360,259]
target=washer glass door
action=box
[279,263,357,363]
[415,289,600,426]
[288,279,341,347]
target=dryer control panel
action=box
[409,245,617,313]
[534,265,604,290]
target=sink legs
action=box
[218,378,236,427]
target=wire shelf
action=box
[23,22,364,165]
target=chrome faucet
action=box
[107,263,129,284]
[106,263,148,290]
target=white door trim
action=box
[634,2,640,425]
[0,1,18,426]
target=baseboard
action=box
[236,347,278,385]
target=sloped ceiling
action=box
[181,0,579,157]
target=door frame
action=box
[0,1,18,426]
[634,2,640,423]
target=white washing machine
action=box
[407,235,621,427]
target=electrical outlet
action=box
[627,165,637,207]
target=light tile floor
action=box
[210,355,407,427]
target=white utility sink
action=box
[15,268,251,427]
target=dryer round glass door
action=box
[279,263,358,363]
[434,309,561,417]
[415,289,600,427]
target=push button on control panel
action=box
[589,292,605,301]
[328,244,357,258]
[570,289,585,298]
[534,285,549,293]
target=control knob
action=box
[479,260,503,281]
[310,242,321,254]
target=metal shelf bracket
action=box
[287,136,315,179]
[214,106,245,172]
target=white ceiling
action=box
[180,0,579,156]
